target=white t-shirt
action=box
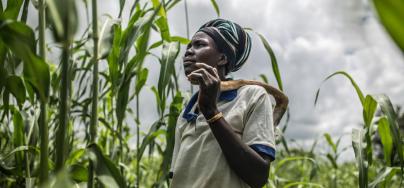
[170,85,276,188]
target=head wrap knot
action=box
[198,19,252,73]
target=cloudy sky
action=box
[100,0,404,160]
[174,0,403,159]
[27,0,404,160]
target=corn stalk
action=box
[88,0,99,186]
[38,0,48,183]
[47,0,78,171]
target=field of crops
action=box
[0,0,403,187]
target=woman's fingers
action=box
[188,68,218,86]
[194,63,221,84]
[188,69,210,86]
[212,66,220,79]
[187,72,204,85]
[194,63,219,78]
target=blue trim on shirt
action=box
[250,144,276,161]
[182,89,238,122]
[182,92,199,122]
[219,89,238,101]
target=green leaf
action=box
[2,90,10,117]
[98,18,119,59]
[66,149,85,165]
[155,16,170,41]
[0,20,50,102]
[11,107,25,173]
[259,74,269,84]
[87,144,126,188]
[363,95,377,127]
[150,0,170,41]
[315,71,364,106]
[46,0,78,42]
[166,0,182,11]
[12,107,24,147]
[107,24,122,92]
[122,22,152,80]
[151,86,162,115]
[171,36,191,44]
[24,79,35,103]
[155,91,183,186]
[210,0,220,17]
[20,0,29,23]
[363,95,377,166]
[113,10,158,146]
[21,53,49,103]
[372,94,404,172]
[157,41,180,113]
[373,0,404,52]
[116,78,131,126]
[69,164,88,182]
[369,167,400,188]
[116,10,157,69]
[137,121,165,162]
[255,32,283,91]
[326,153,338,169]
[3,0,24,19]
[135,68,148,95]
[274,156,317,174]
[5,75,26,107]
[0,19,35,51]
[324,133,337,153]
[0,40,6,67]
[151,0,167,18]
[0,145,38,161]
[378,116,393,166]
[118,0,126,18]
[352,128,368,188]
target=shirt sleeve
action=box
[242,89,276,161]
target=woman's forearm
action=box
[207,116,270,188]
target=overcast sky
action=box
[154,1,403,161]
[99,0,404,160]
[25,0,404,160]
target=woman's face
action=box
[183,32,224,77]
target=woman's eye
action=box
[195,42,204,47]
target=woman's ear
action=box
[217,54,228,66]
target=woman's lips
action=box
[183,60,195,66]
[183,61,196,76]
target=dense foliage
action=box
[0,0,403,187]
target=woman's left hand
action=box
[187,63,221,119]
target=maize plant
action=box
[0,0,403,187]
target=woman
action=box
[170,19,288,188]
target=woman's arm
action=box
[208,113,271,188]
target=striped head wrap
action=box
[198,19,252,73]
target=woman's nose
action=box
[184,46,194,57]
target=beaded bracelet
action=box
[207,112,223,123]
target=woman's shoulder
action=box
[238,84,267,94]
[237,84,268,100]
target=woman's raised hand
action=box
[187,63,221,119]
